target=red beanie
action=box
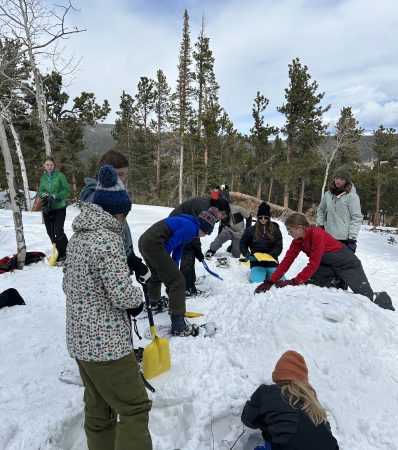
[272,350,309,383]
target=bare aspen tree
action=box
[0,0,85,156]
[0,111,26,267]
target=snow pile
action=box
[0,205,397,450]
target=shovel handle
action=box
[142,284,155,328]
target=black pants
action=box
[180,239,201,290]
[310,246,374,300]
[43,208,68,259]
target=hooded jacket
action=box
[223,204,251,238]
[63,203,142,362]
[80,177,134,256]
[316,183,362,241]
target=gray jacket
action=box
[224,204,251,238]
[63,203,142,362]
[316,184,363,240]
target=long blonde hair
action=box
[280,381,328,426]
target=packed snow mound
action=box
[0,205,397,450]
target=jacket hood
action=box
[80,177,97,202]
[72,202,122,234]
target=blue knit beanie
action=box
[93,165,132,215]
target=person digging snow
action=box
[254,212,394,311]
[138,207,219,336]
[63,165,152,450]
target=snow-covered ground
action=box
[0,205,397,450]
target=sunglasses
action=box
[257,216,269,220]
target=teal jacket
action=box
[316,183,363,241]
[38,171,71,210]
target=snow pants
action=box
[76,353,152,450]
[209,228,241,258]
[250,266,285,283]
[138,221,186,316]
[310,246,374,300]
[43,207,68,259]
[179,237,201,290]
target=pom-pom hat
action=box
[93,165,132,215]
[198,207,219,235]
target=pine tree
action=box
[371,125,398,227]
[277,58,330,209]
[174,9,194,202]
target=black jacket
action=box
[241,384,339,450]
[240,222,283,262]
[169,197,210,217]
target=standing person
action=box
[317,166,362,253]
[219,184,232,203]
[80,149,150,286]
[38,155,71,262]
[169,197,230,297]
[138,207,219,336]
[241,350,339,450]
[240,202,283,282]
[63,165,152,450]
[205,203,252,259]
[254,213,394,311]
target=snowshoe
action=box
[373,292,395,311]
[186,287,211,298]
[216,257,229,268]
[143,321,217,339]
[195,275,207,285]
[145,295,169,313]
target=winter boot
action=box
[373,292,395,311]
[205,249,215,260]
[170,315,199,337]
[185,286,205,298]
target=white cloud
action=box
[57,0,398,133]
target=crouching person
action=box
[254,213,394,311]
[241,350,339,450]
[63,165,152,450]
[138,208,218,336]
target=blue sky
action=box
[58,0,398,134]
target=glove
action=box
[127,253,151,284]
[346,240,357,253]
[274,279,296,288]
[196,252,205,262]
[254,279,274,294]
[318,225,325,230]
[127,302,144,318]
[247,254,257,262]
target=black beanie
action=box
[257,202,271,218]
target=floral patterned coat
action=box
[63,203,142,362]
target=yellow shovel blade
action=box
[143,327,171,380]
[185,311,204,318]
[48,243,59,266]
[253,252,277,263]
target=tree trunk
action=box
[256,179,262,199]
[179,132,184,203]
[298,179,305,213]
[374,169,381,227]
[284,138,291,208]
[156,118,161,194]
[8,121,31,211]
[268,176,274,203]
[0,113,27,268]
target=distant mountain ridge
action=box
[81,123,388,162]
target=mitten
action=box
[127,253,151,284]
[196,252,205,262]
[346,240,357,253]
[318,225,325,230]
[274,279,296,288]
[254,279,274,294]
[127,302,144,317]
[247,254,257,262]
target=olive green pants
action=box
[77,353,152,450]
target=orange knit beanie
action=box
[272,350,309,383]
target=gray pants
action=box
[310,246,374,300]
[209,228,241,258]
[138,221,186,316]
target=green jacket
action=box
[38,171,71,210]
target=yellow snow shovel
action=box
[47,216,58,266]
[142,285,171,380]
[185,311,204,318]
[239,252,277,266]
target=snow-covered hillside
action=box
[0,205,397,450]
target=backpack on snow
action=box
[0,288,25,309]
[0,251,46,275]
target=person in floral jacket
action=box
[63,165,152,450]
